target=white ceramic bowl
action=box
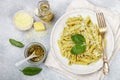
[50,9,114,74]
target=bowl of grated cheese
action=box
[13,10,34,31]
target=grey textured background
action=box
[0,0,120,80]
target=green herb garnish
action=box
[71,44,86,54]
[71,34,86,54]
[71,34,86,44]
[21,67,42,76]
[9,39,24,48]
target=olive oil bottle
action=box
[37,0,54,22]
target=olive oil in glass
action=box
[38,0,54,22]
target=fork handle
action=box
[102,37,109,75]
[103,57,109,75]
[102,46,109,75]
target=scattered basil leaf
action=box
[9,39,24,48]
[71,34,86,44]
[21,67,42,76]
[71,44,86,54]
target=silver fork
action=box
[96,12,109,75]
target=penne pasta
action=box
[58,16,103,65]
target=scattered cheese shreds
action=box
[34,22,46,31]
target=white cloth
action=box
[45,0,120,80]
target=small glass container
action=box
[37,0,54,22]
[24,42,46,65]
[14,10,33,31]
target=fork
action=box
[96,12,109,75]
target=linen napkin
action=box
[45,0,120,80]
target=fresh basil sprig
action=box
[71,34,86,44]
[71,44,86,54]
[9,39,24,48]
[21,67,42,76]
[71,34,86,54]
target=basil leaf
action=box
[71,44,86,54]
[71,34,85,44]
[22,67,42,76]
[9,39,24,48]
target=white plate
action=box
[50,9,114,74]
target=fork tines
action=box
[96,12,107,33]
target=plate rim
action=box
[50,8,114,74]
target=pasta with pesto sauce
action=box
[58,16,103,65]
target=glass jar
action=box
[24,42,46,65]
[37,0,54,22]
